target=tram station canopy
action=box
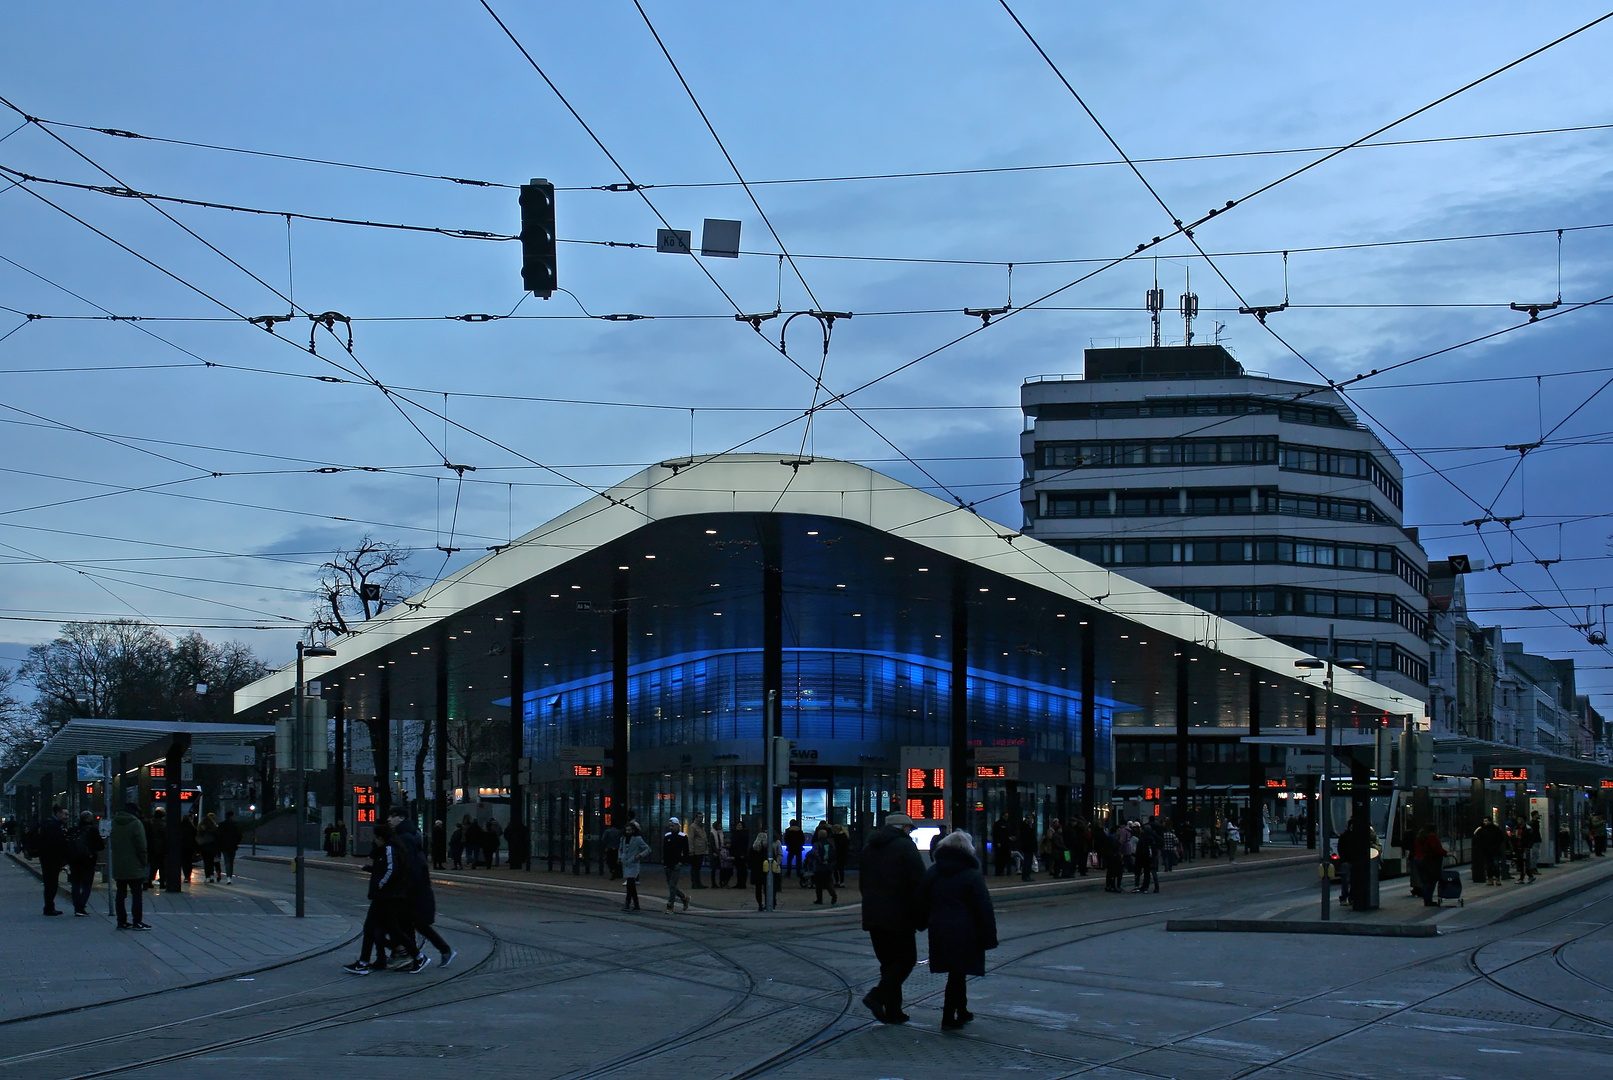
[6,718,274,793]
[234,456,1418,743]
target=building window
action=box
[1043,486,1389,524]
[1279,443,1403,507]
[1168,586,1428,638]
[1029,395,1354,429]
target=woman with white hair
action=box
[914,829,998,1029]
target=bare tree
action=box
[0,667,52,767]
[313,535,419,636]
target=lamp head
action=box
[304,645,338,658]
[1338,657,1368,671]
[1293,658,1325,670]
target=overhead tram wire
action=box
[476,0,966,506]
[14,162,1613,271]
[799,5,1613,428]
[28,105,1613,194]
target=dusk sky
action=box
[2,3,1611,707]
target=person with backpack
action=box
[37,805,70,916]
[662,817,691,913]
[809,830,839,905]
[914,830,997,1030]
[109,797,150,930]
[66,810,105,916]
[618,821,650,911]
[197,812,221,883]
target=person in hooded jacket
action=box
[109,797,150,930]
[391,813,457,968]
[66,810,105,916]
[344,822,430,974]
[37,805,70,916]
[859,811,926,1024]
[915,830,998,1030]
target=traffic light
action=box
[519,179,557,298]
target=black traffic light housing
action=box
[520,179,556,298]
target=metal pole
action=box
[1320,662,1333,922]
[294,642,306,919]
[765,689,778,913]
[104,755,113,917]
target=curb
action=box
[1484,858,1613,925]
[5,850,43,880]
[1166,918,1439,937]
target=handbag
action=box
[1087,851,1101,869]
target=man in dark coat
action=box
[37,805,70,916]
[990,814,1012,876]
[391,813,456,967]
[217,811,242,883]
[859,811,926,1024]
[915,829,998,1029]
[1016,814,1038,881]
[145,809,167,887]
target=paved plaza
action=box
[2,849,1611,1079]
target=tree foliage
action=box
[18,620,271,734]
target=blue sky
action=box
[2,2,1611,707]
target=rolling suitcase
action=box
[1438,868,1464,906]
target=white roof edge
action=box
[233,454,1422,717]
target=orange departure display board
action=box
[904,766,946,822]
[1491,767,1528,782]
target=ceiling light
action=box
[645,554,656,559]
[705,529,717,535]
[807,530,819,536]
[883,556,895,561]
[918,567,929,572]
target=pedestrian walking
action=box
[831,823,851,888]
[1016,813,1038,881]
[37,804,69,916]
[465,817,485,868]
[991,813,1012,877]
[180,812,198,884]
[662,817,691,912]
[602,820,624,880]
[1161,820,1179,872]
[1524,813,1544,881]
[783,818,805,879]
[859,811,926,1024]
[109,797,150,931]
[914,830,997,1030]
[344,822,431,974]
[1476,818,1506,885]
[748,829,781,911]
[217,811,241,883]
[1412,822,1446,907]
[687,811,711,888]
[810,831,838,905]
[67,811,104,916]
[431,819,447,870]
[1099,822,1124,892]
[392,813,457,968]
[619,821,650,911]
[1133,824,1159,893]
[145,808,167,888]
[449,821,466,869]
[197,812,221,883]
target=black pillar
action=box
[949,573,969,834]
[761,518,783,743]
[1175,650,1190,825]
[1081,623,1097,821]
[377,665,392,821]
[1304,689,1317,849]
[611,572,629,829]
[330,685,345,850]
[433,628,448,833]
[164,732,190,892]
[509,608,527,867]
[1247,671,1263,852]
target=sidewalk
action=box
[2,851,357,1021]
[1174,851,1613,934]
[247,841,1312,915]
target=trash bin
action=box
[1351,848,1380,911]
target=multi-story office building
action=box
[1020,344,1431,701]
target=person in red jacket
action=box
[1412,823,1447,907]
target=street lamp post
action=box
[1295,655,1366,921]
[294,641,337,918]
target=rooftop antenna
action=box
[1146,259,1165,348]
[1179,268,1199,346]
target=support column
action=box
[376,662,392,822]
[330,685,345,852]
[1081,623,1097,821]
[433,628,448,835]
[163,733,190,892]
[1304,689,1318,849]
[761,519,783,745]
[1247,671,1263,852]
[611,571,630,828]
[1175,651,1191,826]
[949,574,969,834]
[508,608,526,868]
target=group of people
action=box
[26,801,243,924]
[1470,812,1546,887]
[343,811,456,975]
[987,813,1202,893]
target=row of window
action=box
[1274,637,1430,686]
[1167,586,1429,637]
[1055,536,1428,594]
[1043,486,1391,524]
[1029,395,1353,429]
[1032,437,1401,507]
